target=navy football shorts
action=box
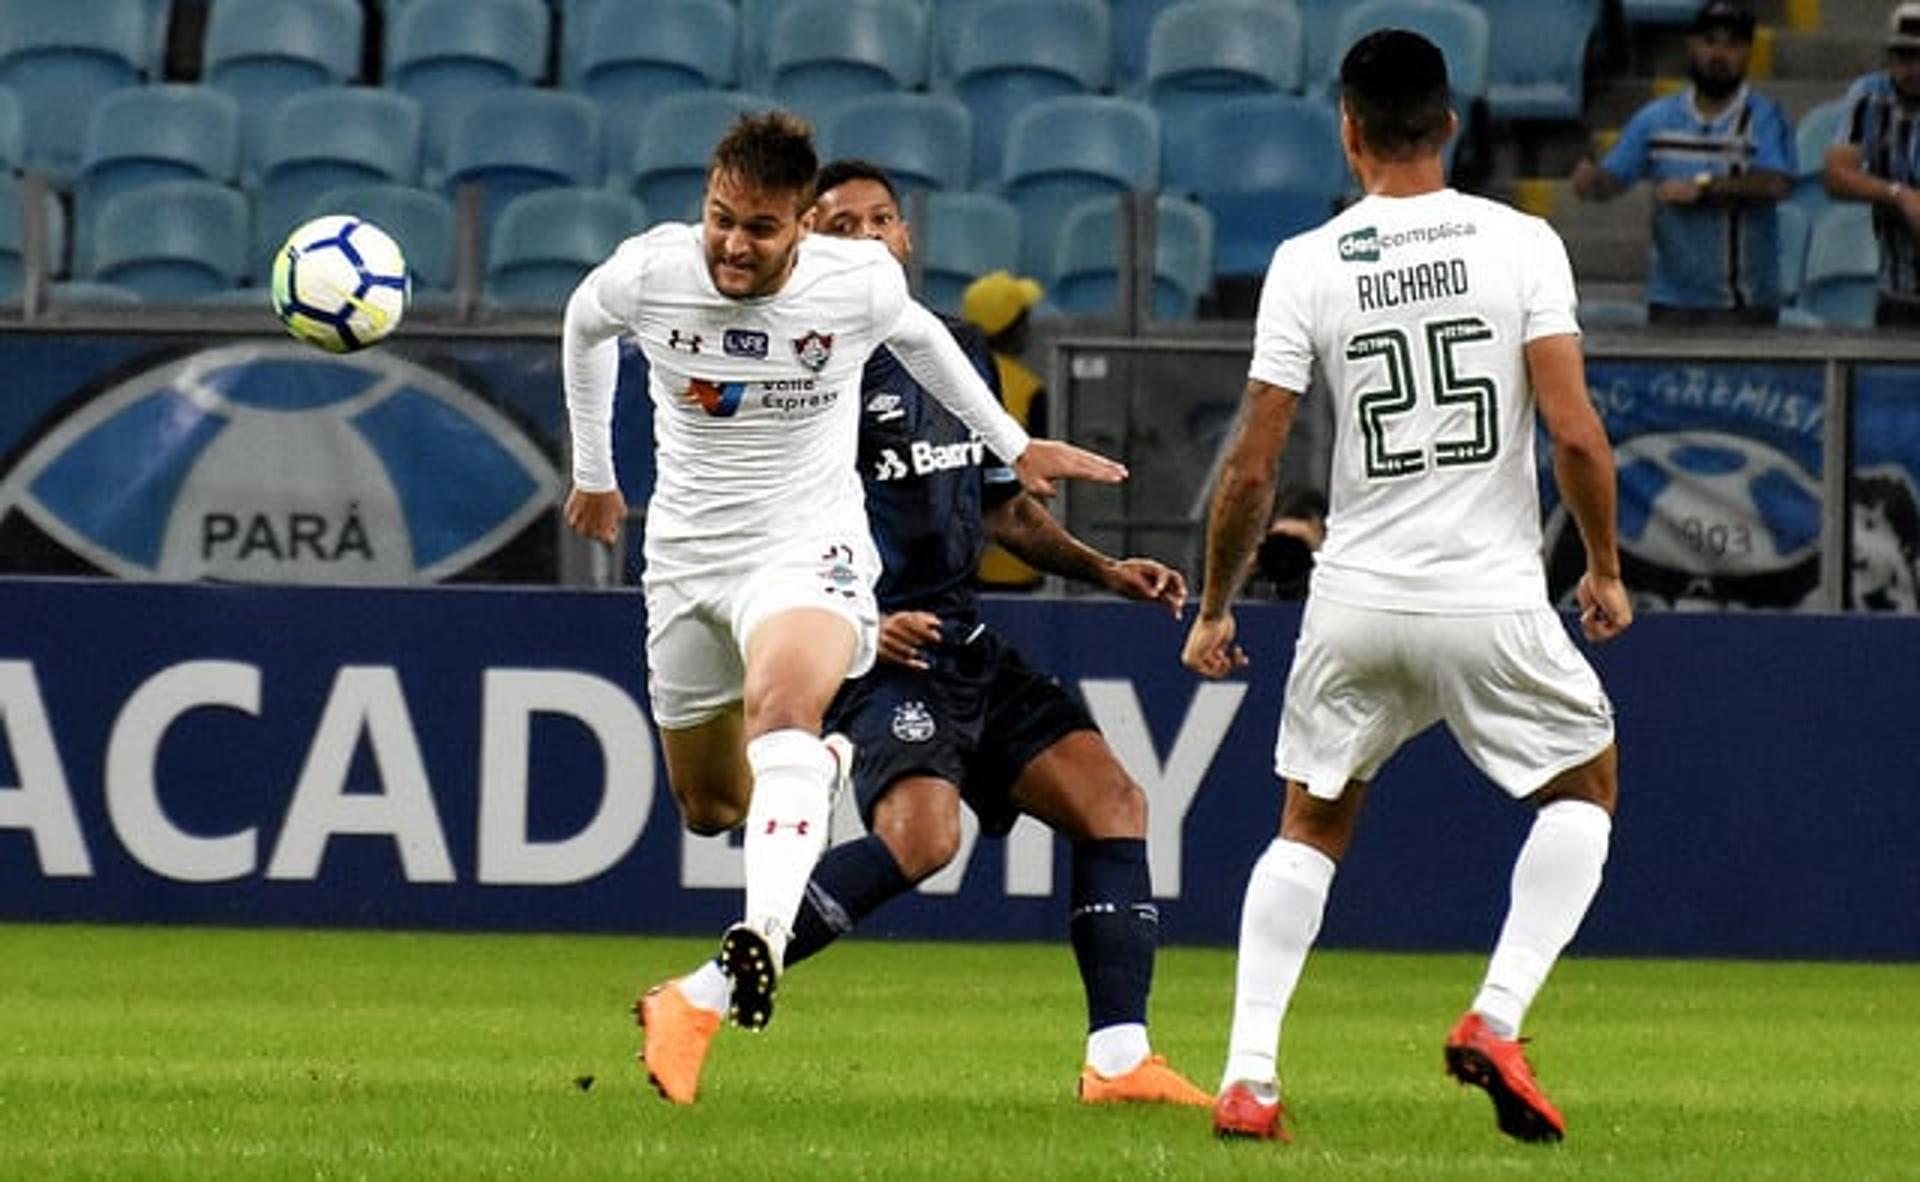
[823,618,1096,836]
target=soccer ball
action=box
[270,215,410,354]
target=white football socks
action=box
[680,959,730,1015]
[1222,838,1336,1090]
[741,728,836,966]
[1472,799,1612,1038]
[1086,1023,1151,1078]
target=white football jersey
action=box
[570,225,907,559]
[1251,189,1581,612]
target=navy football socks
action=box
[1068,837,1158,1031]
[784,834,912,966]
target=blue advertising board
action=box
[3,579,1916,960]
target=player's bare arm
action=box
[1528,333,1632,642]
[1183,380,1299,678]
[985,494,1185,616]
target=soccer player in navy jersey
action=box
[636,159,1211,1109]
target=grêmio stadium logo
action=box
[0,343,558,583]
[1339,221,1479,264]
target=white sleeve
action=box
[884,299,1030,462]
[1248,236,1314,393]
[561,260,629,492]
[1522,218,1581,342]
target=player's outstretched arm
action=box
[1529,333,1631,642]
[985,494,1184,614]
[1009,439,1127,497]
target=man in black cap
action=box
[1571,0,1794,325]
[1823,2,1920,326]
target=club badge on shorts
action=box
[792,330,833,372]
[891,700,936,743]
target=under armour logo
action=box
[764,819,811,835]
[668,329,702,353]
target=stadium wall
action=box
[2,577,1917,961]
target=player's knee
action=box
[1534,744,1618,815]
[887,824,960,882]
[677,793,747,836]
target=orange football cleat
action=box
[1078,1054,1214,1107]
[1444,1012,1567,1142]
[635,981,721,1105]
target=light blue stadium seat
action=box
[0,86,26,173]
[1146,0,1305,147]
[1001,95,1159,281]
[1793,96,1850,213]
[1111,0,1185,94]
[917,190,1020,315]
[0,0,149,185]
[949,0,1110,186]
[47,278,144,308]
[1801,203,1879,329]
[1163,93,1342,278]
[1297,0,1352,93]
[89,178,249,300]
[576,0,737,182]
[1050,193,1215,320]
[442,89,601,242]
[820,93,972,196]
[627,90,776,223]
[142,0,173,76]
[485,186,646,313]
[306,182,457,308]
[384,0,549,184]
[73,85,240,277]
[202,0,363,183]
[1777,200,1810,309]
[1478,0,1599,122]
[0,173,66,304]
[767,0,927,125]
[1621,0,1698,24]
[252,87,424,283]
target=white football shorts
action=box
[1275,597,1614,801]
[642,529,880,730]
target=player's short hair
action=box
[709,110,818,211]
[815,158,899,204]
[1340,28,1452,160]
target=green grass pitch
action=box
[0,924,1914,1178]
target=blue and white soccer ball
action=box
[1614,430,1820,577]
[270,215,410,354]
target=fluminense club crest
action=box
[792,330,833,372]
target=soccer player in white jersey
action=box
[1181,30,1633,1145]
[562,112,1124,1055]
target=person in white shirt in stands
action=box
[1181,29,1632,1146]
[561,110,1124,1069]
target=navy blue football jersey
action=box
[856,317,1020,616]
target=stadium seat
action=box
[0,0,149,185]
[1478,0,1599,122]
[767,0,928,125]
[917,190,1020,314]
[1800,203,1879,329]
[1146,0,1304,145]
[576,0,737,182]
[1777,200,1810,310]
[484,186,646,312]
[819,93,972,197]
[73,85,241,277]
[1620,0,1698,24]
[948,0,1111,185]
[1164,94,1343,280]
[305,182,457,309]
[1793,96,1850,212]
[1050,193,1215,320]
[1111,0,1185,94]
[0,173,66,304]
[442,89,601,241]
[384,0,550,183]
[1297,0,1351,93]
[89,178,249,300]
[1001,95,1159,281]
[251,87,424,283]
[142,0,173,77]
[627,90,775,223]
[0,85,25,174]
[202,0,363,183]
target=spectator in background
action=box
[1570,0,1793,326]
[1824,2,1920,327]
[1256,486,1328,601]
[964,270,1049,589]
